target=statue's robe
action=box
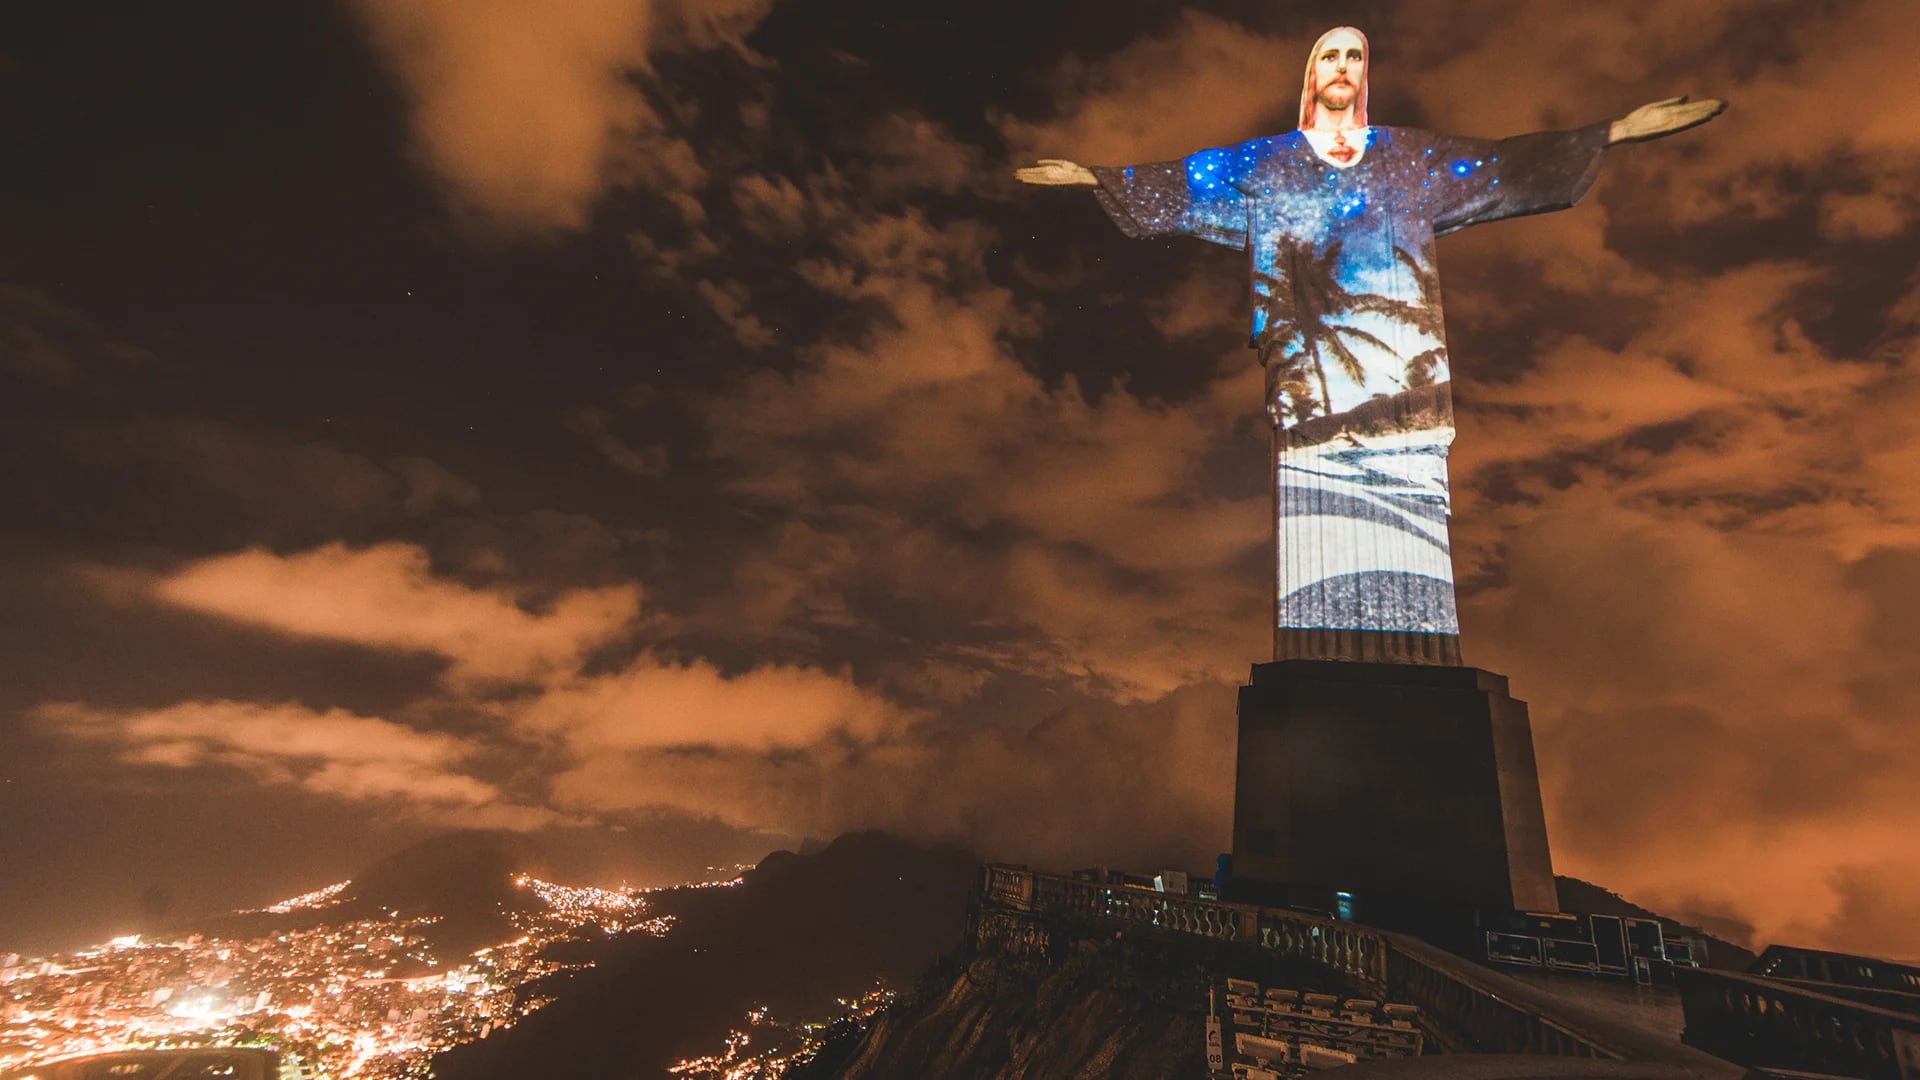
[1091,123,1610,663]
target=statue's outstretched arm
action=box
[1015,158,1097,186]
[1608,96,1727,144]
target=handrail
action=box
[1676,966,1920,1079]
[975,865,1718,1067]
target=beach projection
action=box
[1019,26,1722,664]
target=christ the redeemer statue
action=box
[1019,26,1722,666]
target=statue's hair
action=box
[1299,26,1369,130]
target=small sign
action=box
[1205,1015,1224,1070]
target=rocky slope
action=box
[797,944,1208,1080]
[794,926,1364,1080]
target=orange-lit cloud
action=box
[517,655,912,752]
[997,11,1294,168]
[349,0,658,232]
[36,699,557,829]
[347,0,771,232]
[151,543,640,687]
[1463,501,1920,953]
[542,682,1236,875]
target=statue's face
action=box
[1313,29,1366,117]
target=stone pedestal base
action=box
[1230,659,1558,916]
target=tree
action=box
[1255,239,1397,420]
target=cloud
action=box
[36,699,557,829]
[694,279,779,349]
[1453,327,1920,952]
[149,543,640,687]
[1390,0,1920,239]
[1819,191,1912,242]
[348,0,656,231]
[393,456,484,515]
[430,509,648,591]
[542,680,1237,874]
[347,0,773,232]
[699,199,1269,700]
[0,285,155,388]
[996,12,1294,168]
[565,406,670,476]
[731,173,812,240]
[1459,262,1864,475]
[860,112,988,198]
[518,654,911,753]
[102,418,482,542]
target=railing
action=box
[975,866,1652,1063]
[1384,941,1615,1058]
[1255,909,1386,987]
[982,864,1255,944]
[1677,967,1920,1079]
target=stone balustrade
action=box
[1676,966,1920,1079]
[973,866,1654,1064]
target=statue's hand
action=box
[1014,158,1098,186]
[1609,96,1727,144]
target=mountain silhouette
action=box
[195,829,551,961]
[335,829,549,957]
[430,831,982,1080]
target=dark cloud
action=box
[565,406,672,476]
[140,418,479,526]
[0,285,155,388]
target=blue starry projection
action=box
[1089,105,1613,660]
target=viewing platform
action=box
[975,864,1769,1079]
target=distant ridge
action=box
[197,829,553,960]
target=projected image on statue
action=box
[1019,26,1723,664]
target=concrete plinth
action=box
[1230,659,1558,916]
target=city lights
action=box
[0,871,682,1079]
[252,883,353,917]
[667,986,893,1080]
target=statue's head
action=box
[1299,26,1369,130]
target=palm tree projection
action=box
[1256,240,1396,422]
[1378,247,1445,390]
[1255,242,1449,421]
[1016,24,1724,663]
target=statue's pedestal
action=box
[1229,659,1558,921]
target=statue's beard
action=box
[1317,84,1356,114]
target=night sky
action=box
[4,0,1918,959]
